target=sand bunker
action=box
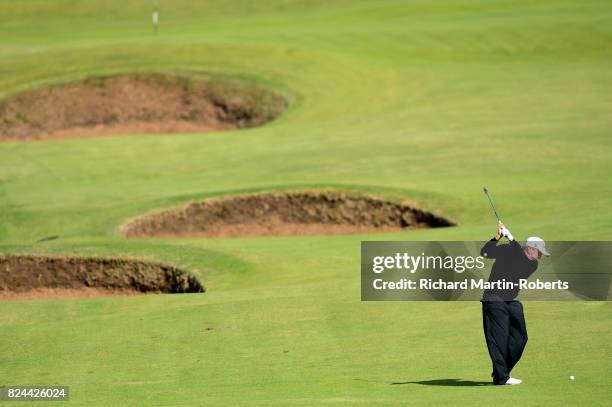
[0,73,287,141]
[0,255,204,300]
[122,191,455,238]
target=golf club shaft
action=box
[483,186,502,223]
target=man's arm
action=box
[480,223,513,258]
[481,238,503,258]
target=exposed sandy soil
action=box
[0,255,204,300]
[0,73,287,141]
[122,191,455,238]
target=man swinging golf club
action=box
[480,187,550,385]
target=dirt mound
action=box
[122,191,455,238]
[0,255,204,299]
[0,73,287,141]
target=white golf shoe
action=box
[505,377,523,385]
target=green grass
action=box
[1,0,611,405]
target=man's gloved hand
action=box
[496,222,514,241]
[501,227,514,241]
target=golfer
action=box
[480,223,550,385]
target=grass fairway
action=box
[1,1,611,405]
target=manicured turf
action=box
[1,1,611,405]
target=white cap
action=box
[524,236,550,256]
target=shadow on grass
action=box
[391,379,493,387]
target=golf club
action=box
[483,186,502,224]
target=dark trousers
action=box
[482,300,528,385]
